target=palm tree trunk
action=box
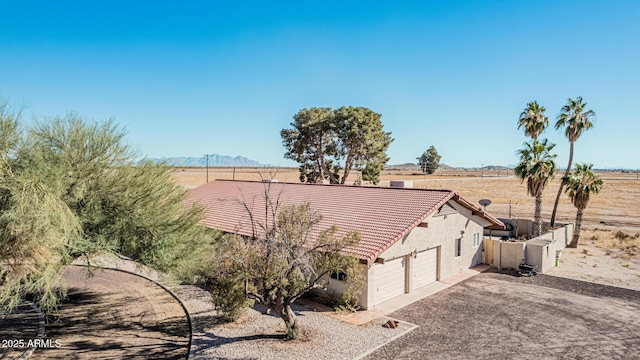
[551,142,574,226]
[535,191,543,237]
[568,207,584,248]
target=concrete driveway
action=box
[364,270,640,360]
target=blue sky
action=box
[1,1,638,168]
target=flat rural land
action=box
[175,167,640,291]
[173,167,640,232]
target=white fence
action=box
[484,219,574,274]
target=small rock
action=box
[383,320,400,329]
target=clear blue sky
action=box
[1,1,638,168]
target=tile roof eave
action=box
[363,192,456,265]
[452,193,505,229]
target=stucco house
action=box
[187,180,504,309]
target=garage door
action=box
[412,248,438,290]
[373,257,406,305]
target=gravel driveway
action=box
[365,270,640,360]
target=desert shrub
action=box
[615,230,631,241]
[304,288,360,313]
[210,278,252,321]
[286,326,300,340]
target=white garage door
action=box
[412,248,438,290]
[373,257,406,305]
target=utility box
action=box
[525,238,554,273]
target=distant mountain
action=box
[385,163,456,170]
[385,163,420,170]
[150,154,263,167]
[482,165,511,171]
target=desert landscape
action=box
[173,167,640,231]
[174,167,640,290]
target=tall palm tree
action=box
[550,96,595,226]
[518,101,549,140]
[564,164,604,248]
[514,139,557,237]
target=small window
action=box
[473,233,480,247]
[455,238,462,257]
[330,271,347,281]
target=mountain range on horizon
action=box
[149,154,264,167]
[148,155,635,171]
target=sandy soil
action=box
[35,266,190,359]
[547,244,640,291]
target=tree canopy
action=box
[550,96,596,226]
[0,106,210,312]
[208,181,362,339]
[281,106,393,185]
[417,146,441,174]
[518,101,549,140]
[514,139,557,237]
[564,163,603,247]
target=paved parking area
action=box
[364,270,640,360]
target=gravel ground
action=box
[74,254,414,360]
[188,304,416,360]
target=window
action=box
[455,238,462,257]
[473,233,480,247]
[330,271,347,281]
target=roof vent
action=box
[261,179,279,183]
[390,180,413,188]
[316,179,330,185]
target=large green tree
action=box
[417,146,441,174]
[1,109,210,312]
[564,164,604,248]
[550,97,595,227]
[281,106,393,185]
[209,182,362,339]
[518,101,549,140]
[514,139,557,237]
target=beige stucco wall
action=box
[525,241,555,273]
[323,264,370,308]
[361,200,489,308]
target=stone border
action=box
[352,319,418,360]
[17,300,45,360]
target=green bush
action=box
[210,278,251,321]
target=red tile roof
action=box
[186,180,504,264]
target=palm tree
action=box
[550,96,595,226]
[518,101,549,140]
[564,163,604,248]
[514,139,557,237]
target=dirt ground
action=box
[364,272,640,360]
[0,302,40,360]
[34,266,190,360]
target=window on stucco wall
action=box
[473,233,480,247]
[455,238,462,257]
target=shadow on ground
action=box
[34,267,190,360]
